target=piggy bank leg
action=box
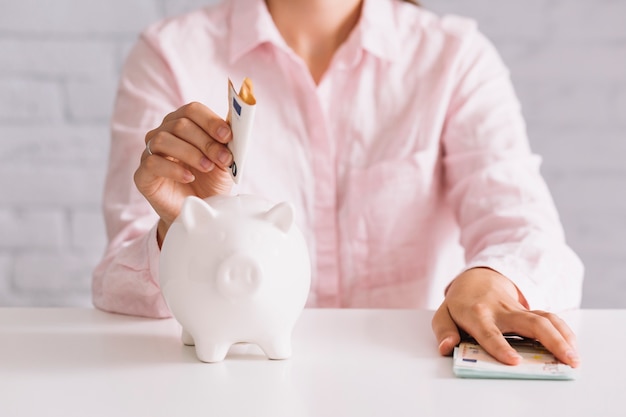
[260,334,292,360]
[181,329,195,346]
[194,339,231,363]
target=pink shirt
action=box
[93,0,583,318]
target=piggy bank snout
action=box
[216,254,262,298]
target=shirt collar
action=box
[228,0,287,64]
[228,0,401,64]
[359,0,401,62]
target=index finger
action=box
[467,323,523,366]
[454,303,522,365]
[163,101,232,144]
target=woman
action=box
[93,0,583,367]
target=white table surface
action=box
[0,308,622,417]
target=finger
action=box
[152,115,233,169]
[135,152,195,190]
[533,310,577,349]
[465,306,522,365]
[162,101,232,144]
[507,311,581,368]
[431,304,461,356]
[143,130,216,173]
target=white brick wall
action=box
[0,0,624,308]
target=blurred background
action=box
[0,0,624,308]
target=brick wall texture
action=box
[0,0,624,308]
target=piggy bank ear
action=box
[180,196,218,233]
[261,202,294,234]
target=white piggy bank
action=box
[159,194,311,363]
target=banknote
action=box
[226,78,257,184]
[453,336,577,380]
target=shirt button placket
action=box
[308,81,341,307]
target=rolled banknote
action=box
[226,77,257,184]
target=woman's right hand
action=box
[134,102,234,246]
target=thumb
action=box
[431,303,461,356]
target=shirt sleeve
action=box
[441,24,584,312]
[92,32,183,318]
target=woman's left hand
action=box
[431,267,581,367]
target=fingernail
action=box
[218,150,231,166]
[566,350,580,364]
[200,157,214,172]
[183,171,195,183]
[438,337,453,352]
[508,350,523,362]
[216,126,230,141]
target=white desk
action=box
[0,308,622,417]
